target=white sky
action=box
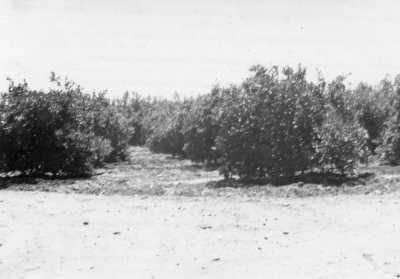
[1,0,400,97]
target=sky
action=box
[1,0,400,98]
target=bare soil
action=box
[1,190,400,278]
[1,147,400,278]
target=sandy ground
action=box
[1,190,400,279]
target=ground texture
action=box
[2,147,400,198]
[2,147,400,278]
[1,190,400,279]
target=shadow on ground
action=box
[208,172,375,189]
[2,147,400,198]
[0,176,39,190]
[0,174,91,191]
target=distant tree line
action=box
[2,66,400,180]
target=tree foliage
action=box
[3,65,400,181]
[0,76,131,177]
[133,65,372,180]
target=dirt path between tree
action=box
[1,190,400,279]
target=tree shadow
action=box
[272,172,375,186]
[0,176,39,190]
[178,163,219,172]
[0,173,92,190]
[208,172,375,188]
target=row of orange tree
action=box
[2,66,400,180]
[0,74,132,177]
[117,65,400,181]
